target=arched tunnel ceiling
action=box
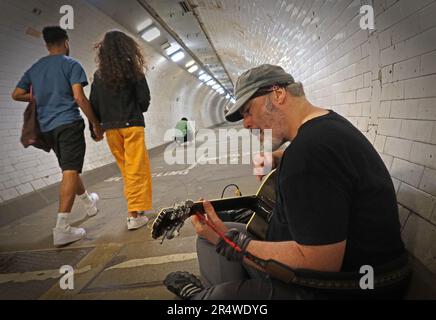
[87,0,360,94]
[189,0,328,81]
[141,0,353,85]
[138,0,235,92]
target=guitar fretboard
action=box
[189,195,258,215]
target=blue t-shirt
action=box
[16,55,88,132]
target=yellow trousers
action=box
[105,127,152,212]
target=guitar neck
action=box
[189,195,258,215]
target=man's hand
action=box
[253,150,284,181]
[92,122,105,141]
[253,153,273,181]
[72,84,102,135]
[191,200,228,245]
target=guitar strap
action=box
[261,254,411,291]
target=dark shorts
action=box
[42,119,86,173]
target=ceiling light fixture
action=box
[170,50,185,62]
[199,74,211,82]
[141,27,161,42]
[188,65,198,73]
[185,60,195,68]
[137,18,153,32]
[166,43,181,56]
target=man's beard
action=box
[254,129,286,152]
[66,48,70,56]
[270,137,286,151]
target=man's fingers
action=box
[203,200,220,223]
[253,154,265,167]
[203,200,215,214]
[191,215,200,229]
[191,214,198,223]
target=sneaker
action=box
[164,271,204,300]
[53,226,86,246]
[127,215,149,230]
[85,192,99,217]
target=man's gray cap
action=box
[225,64,295,122]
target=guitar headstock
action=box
[152,200,196,243]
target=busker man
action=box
[163,64,410,300]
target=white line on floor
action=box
[106,252,198,271]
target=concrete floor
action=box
[0,125,260,300]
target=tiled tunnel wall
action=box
[0,0,227,202]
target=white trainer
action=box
[53,226,86,246]
[127,216,149,230]
[85,192,99,217]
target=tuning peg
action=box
[175,222,184,236]
[184,200,194,212]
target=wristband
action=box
[215,228,252,262]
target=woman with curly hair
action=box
[90,30,153,230]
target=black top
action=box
[90,73,150,130]
[267,111,405,272]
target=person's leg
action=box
[55,120,98,216]
[59,170,80,213]
[106,127,150,230]
[76,176,86,195]
[179,221,315,300]
[192,277,315,300]
[76,175,99,216]
[106,129,126,177]
[52,120,87,246]
[106,128,130,211]
[54,120,88,213]
[123,127,153,215]
[196,222,251,287]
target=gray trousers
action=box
[192,222,315,300]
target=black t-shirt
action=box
[266,111,405,272]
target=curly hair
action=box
[94,30,146,90]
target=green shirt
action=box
[175,120,188,137]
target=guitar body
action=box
[152,169,277,242]
[246,169,276,240]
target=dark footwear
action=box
[164,271,204,300]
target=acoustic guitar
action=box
[152,169,276,242]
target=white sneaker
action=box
[127,216,149,230]
[53,226,86,246]
[85,192,99,217]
